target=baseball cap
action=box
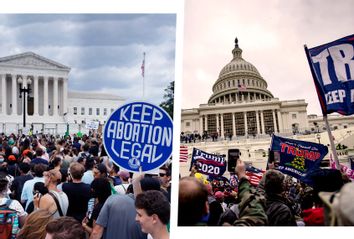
[8,155,16,161]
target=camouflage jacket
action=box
[233,177,268,226]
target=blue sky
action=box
[0,14,176,105]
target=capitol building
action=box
[0,52,124,135]
[180,38,354,174]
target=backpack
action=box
[0,199,20,239]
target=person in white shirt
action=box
[21,164,46,211]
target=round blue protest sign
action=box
[103,101,173,172]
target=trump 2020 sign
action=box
[103,102,173,172]
[305,34,354,115]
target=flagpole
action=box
[324,115,340,169]
[142,52,146,98]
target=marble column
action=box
[244,111,248,137]
[53,77,58,116]
[272,109,277,133]
[22,75,29,118]
[277,110,283,133]
[43,76,48,116]
[232,112,236,138]
[199,115,203,134]
[260,110,265,134]
[256,110,260,135]
[216,114,219,137]
[63,78,68,115]
[33,75,39,115]
[220,113,224,139]
[11,75,17,115]
[1,74,6,114]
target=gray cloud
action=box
[0,14,176,105]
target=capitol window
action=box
[81,107,85,115]
[89,108,92,115]
[186,122,190,127]
[96,108,100,115]
[73,107,77,115]
[111,108,114,113]
[292,114,297,119]
[104,108,107,115]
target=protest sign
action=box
[270,135,328,180]
[305,34,354,115]
[86,120,99,130]
[190,148,226,176]
[103,102,173,172]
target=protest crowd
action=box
[0,132,171,239]
[178,150,354,227]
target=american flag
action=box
[180,145,188,163]
[141,52,145,77]
[238,84,246,91]
[245,165,265,187]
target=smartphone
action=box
[227,149,240,172]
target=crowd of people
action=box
[178,159,354,226]
[0,132,171,239]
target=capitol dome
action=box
[208,38,274,104]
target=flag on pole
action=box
[238,84,246,91]
[270,135,328,181]
[141,52,145,77]
[180,145,188,163]
[304,34,354,116]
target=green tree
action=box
[160,81,174,119]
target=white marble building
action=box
[181,39,354,139]
[0,52,125,134]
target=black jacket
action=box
[265,193,297,226]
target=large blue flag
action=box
[190,148,226,176]
[305,34,354,115]
[270,135,328,181]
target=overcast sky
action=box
[183,0,354,115]
[0,14,176,105]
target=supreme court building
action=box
[181,39,354,139]
[0,52,124,134]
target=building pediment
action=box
[0,52,70,71]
